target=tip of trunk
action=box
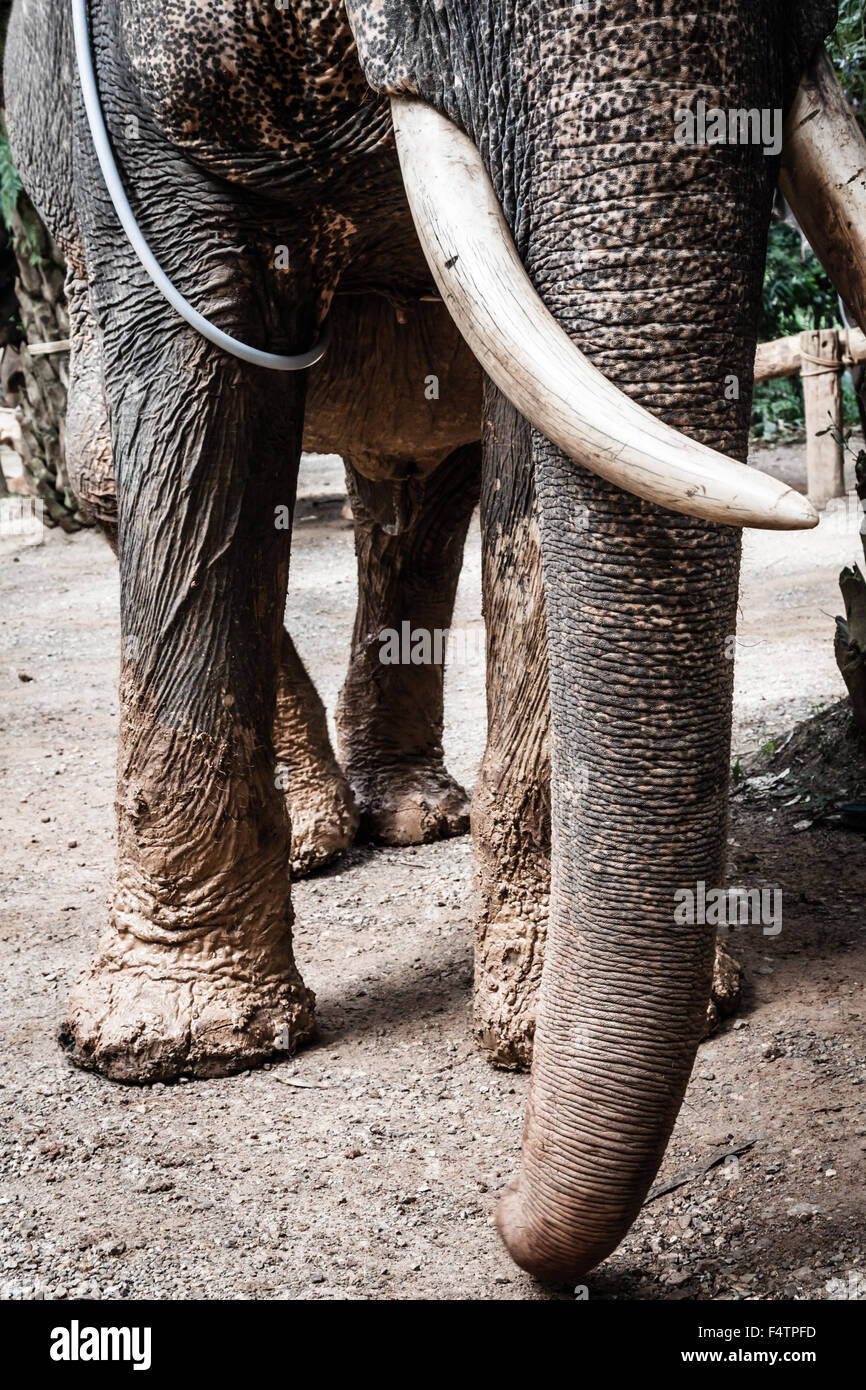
[495,1178,637,1284]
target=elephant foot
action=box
[351,761,470,844]
[59,917,316,1084]
[476,911,739,1066]
[704,938,742,1036]
[474,893,549,1070]
[287,768,359,878]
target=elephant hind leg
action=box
[275,627,359,877]
[336,445,481,845]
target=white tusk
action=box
[779,44,866,337]
[390,96,817,531]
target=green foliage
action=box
[751,224,850,442]
[759,225,839,341]
[0,122,22,232]
[0,123,41,264]
[828,0,866,135]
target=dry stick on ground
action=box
[642,1138,760,1205]
[834,453,866,733]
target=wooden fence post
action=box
[800,328,844,508]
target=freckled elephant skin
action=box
[5,0,485,1084]
[5,0,838,1277]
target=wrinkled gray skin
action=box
[5,0,836,1280]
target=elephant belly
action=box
[303,295,482,479]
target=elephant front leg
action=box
[274,627,359,877]
[472,389,550,1068]
[336,445,480,844]
[61,343,315,1083]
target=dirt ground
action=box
[0,441,864,1301]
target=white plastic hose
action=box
[71,0,328,370]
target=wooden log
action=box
[754,327,866,382]
[801,328,844,508]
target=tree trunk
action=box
[3,193,87,530]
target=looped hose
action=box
[71,0,329,371]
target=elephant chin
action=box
[390,95,816,533]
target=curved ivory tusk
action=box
[779,45,866,337]
[391,96,817,531]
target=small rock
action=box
[17,671,34,682]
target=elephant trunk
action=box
[498,471,741,1280]
[492,19,773,1280]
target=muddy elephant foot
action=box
[286,769,359,878]
[60,919,316,1084]
[703,938,742,1036]
[275,628,359,878]
[477,906,740,1067]
[351,761,470,844]
[474,890,549,1070]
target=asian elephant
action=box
[7,0,862,1281]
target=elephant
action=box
[58,242,745,1051]
[61,258,482,875]
[7,0,862,1282]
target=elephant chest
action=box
[303,296,483,479]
